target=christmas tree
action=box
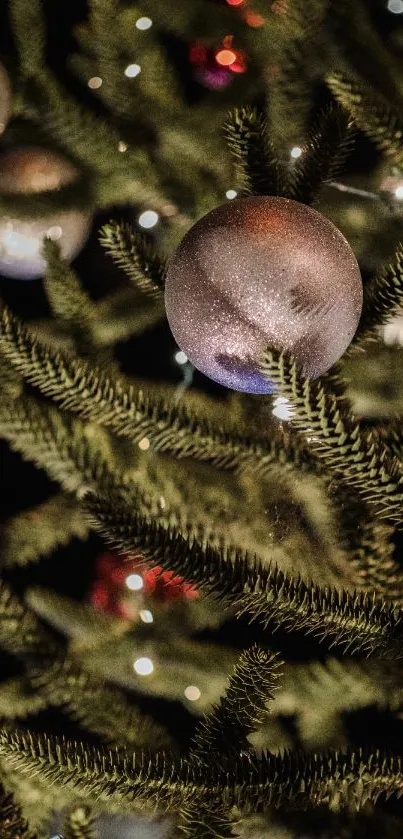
[1,0,403,837]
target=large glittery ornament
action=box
[0,62,11,136]
[165,196,363,393]
[0,147,92,280]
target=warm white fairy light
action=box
[159,496,166,509]
[125,573,143,591]
[46,225,63,240]
[134,657,154,675]
[226,189,237,199]
[138,436,150,451]
[272,396,293,421]
[136,16,153,30]
[88,76,103,89]
[175,350,188,365]
[139,609,154,624]
[395,185,403,199]
[184,685,201,701]
[138,210,159,229]
[125,63,141,78]
[387,0,403,13]
[290,146,302,159]
[118,141,128,153]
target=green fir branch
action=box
[86,493,403,658]
[99,221,165,297]
[64,805,99,839]
[0,785,35,839]
[0,677,48,720]
[10,0,46,78]
[0,307,312,475]
[260,349,403,525]
[43,239,99,355]
[288,104,353,205]
[224,108,286,197]
[1,728,403,812]
[353,244,403,344]
[0,580,57,660]
[0,493,89,567]
[327,73,403,166]
[191,646,282,759]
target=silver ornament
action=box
[0,147,92,280]
[0,62,11,136]
[165,196,363,393]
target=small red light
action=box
[244,9,265,26]
[216,49,237,66]
[226,0,244,5]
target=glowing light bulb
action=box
[395,185,403,199]
[226,189,237,199]
[184,685,201,701]
[216,49,237,67]
[125,573,143,591]
[125,63,141,78]
[290,146,302,159]
[387,0,403,12]
[159,496,166,509]
[139,609,154,623]
[88,76,102,89]
[134,656,154,675]
[272,396,293,421]
[138,210,159,228]
[138,436,150,451]
[136,16,153,29]
[226,0,244,5]
[175,350,188,364]
[118,141,128,152]
[46,225,63,240]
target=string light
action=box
[226,0,244,5]
[136,16,153,29]
[139,609,154,623]
[395,185,403,199]
[134,657,154,675]
[272,396,292,421]
[138,210,159,228]
[290,146,302,159]
[226,189,237,199]
[159,495,166,509]
[387,0,403,12]
[125,573,143,591]
[46,225,63,240]
[175,350,188,364]
[88,76,102,89]
[138,436,150,451]
[216,49,237,67]
[125,63,141,78]
[184,685,201,701]
[118,141,128,153]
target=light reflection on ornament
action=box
[139,609,154,623]
[136,16,153,29]
[125,63,141,78]
[126,573,143,591]
[184,685,201,701]
[88,76,103,89]
[134,656,154,675]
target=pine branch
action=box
[64,805,98,839]
[0,677,48,720]
[327,73,403,166]
[10,0,45,77]
[93,287,165,346]
[1,728,403,812]
[86,493,403,658]
[43,239,98,355]
[224,108,287,197]
[0,580,57,660]
[288,104,353,205]
[259,349,403,525]
[353,244,403,345]
[0,307,312,475]
[191,646,282,759]
[99,221,165,297]
[0,493,89,567]
[0,784,35,839]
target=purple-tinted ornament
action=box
[164,196,363,394]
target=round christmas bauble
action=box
[0,147,92,279]
[165,196,363,393]
[0,62,11,136]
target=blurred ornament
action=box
[0,147,92,279]
[189,36,247,90]
[0,62,11,136]
[90,552,198,620]
[165,196,363,393]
